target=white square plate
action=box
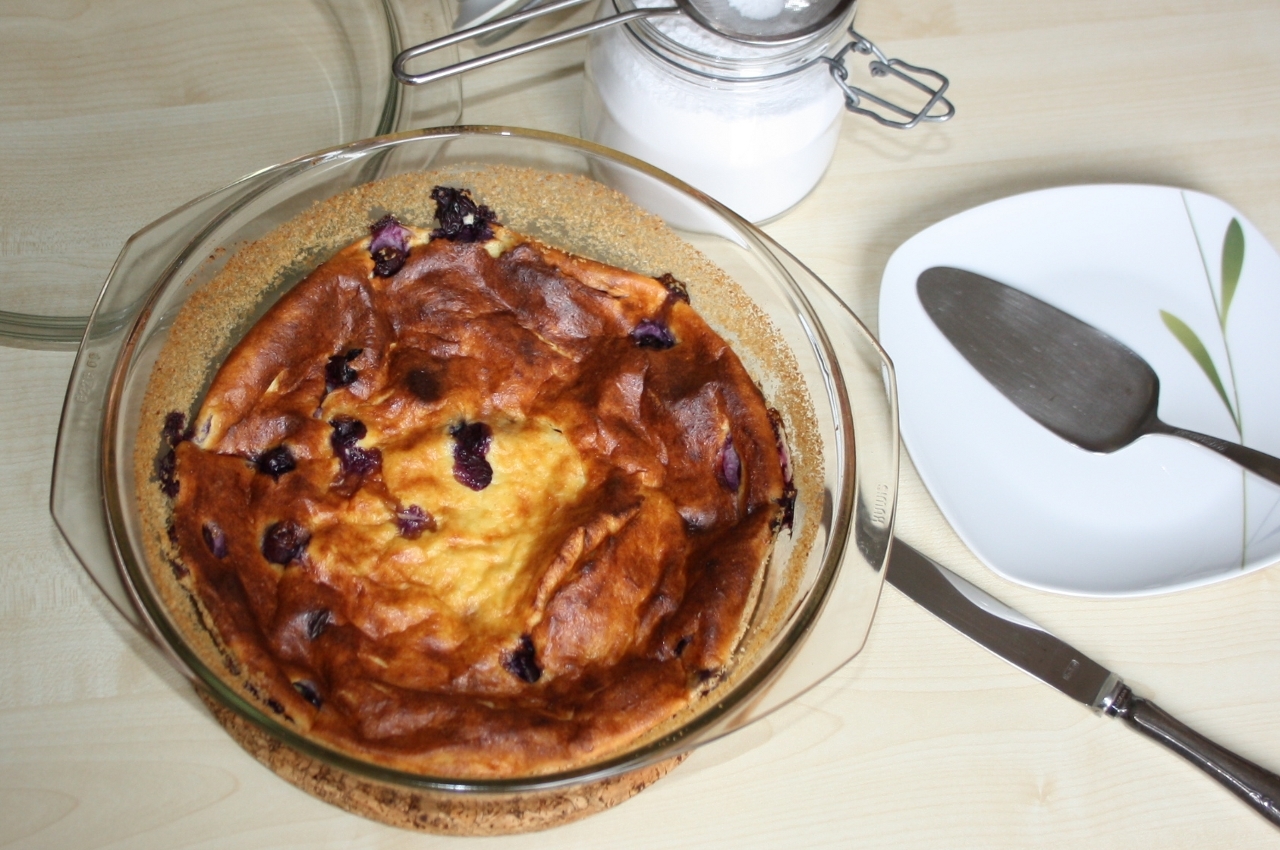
[879,185,1280,596]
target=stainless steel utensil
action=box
[393,0,852,86]
[391,0,953,133]
[887,537,1280,828]
[917,266,1280,486]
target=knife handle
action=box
[1110,686,1280,827]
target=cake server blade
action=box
[886,538,1280,828]
[915,266,1280,486]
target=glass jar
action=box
[391,0,950,224]
[584,1,848,222]
[582,0,949,222]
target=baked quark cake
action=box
[147,182,797,780]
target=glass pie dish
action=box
[50,127,898,834]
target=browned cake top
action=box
[165,190,791,778]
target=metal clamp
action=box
[821,27,953,129]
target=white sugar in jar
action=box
[582,0,950,222]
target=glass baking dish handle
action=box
[50,174,275,639]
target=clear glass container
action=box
[0,0,460,350]
[584,0,854,223]
[51,127,897,827]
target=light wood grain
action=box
[4,0,1280,847]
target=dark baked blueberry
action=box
[502,634,541,683]
[305,609,331,640]
[716,433,741,492]
[630,318,676,350]
[774,487,797,532]
[329,416,382,476]
[255,444,296,480]
[329,415,366,445]
[158,449,179,498]
[430,186,496,243]
[395,504,437,539]
[262,520,310,565]
[343,444,382,476]
[369,215,412,277]
[768,409,795,531]
[292,679,323,709]
[674,636,691,657]
[657,272,690,304]
[449,420,493,491]
[405,368,441,402]
[324,348,363,392]
[162,411,193,446]
[201,522,229,559]
[266,698,286,715]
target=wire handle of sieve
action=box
[393,0,678,86]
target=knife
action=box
[886,537,1280,827]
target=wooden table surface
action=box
[4,1,1280,847]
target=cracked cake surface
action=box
[148,180,797,780]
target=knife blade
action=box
[886,537,1280,827]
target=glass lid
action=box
[0,0,460,349]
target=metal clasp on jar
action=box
[821,27,954,129]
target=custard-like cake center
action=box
[371,417,586,624]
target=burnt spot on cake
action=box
[168,558,189,580]
[201,522,229,559]
[395,504,437,539]
[431,186,497,243]
[673,636,691,658]
[305,608,332,641]
[405,368,442,403]
[369,215,412,277]
[324,348,363,393]
[716,433,741,492]
[630,318,676,350]
[449,420,493,491]
[266,697,286,715]
[255,444,297,480]
[502,634,542,683]
[657,272,690,304]
[293,679,324,709]
[329,416,382,477]
[262,520,310,565]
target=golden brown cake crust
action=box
[163,200,790,778]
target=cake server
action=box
[886,538,1280,827]
[916,266,1280,486]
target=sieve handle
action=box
[823,27,954,129]
[393,0,679,86]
